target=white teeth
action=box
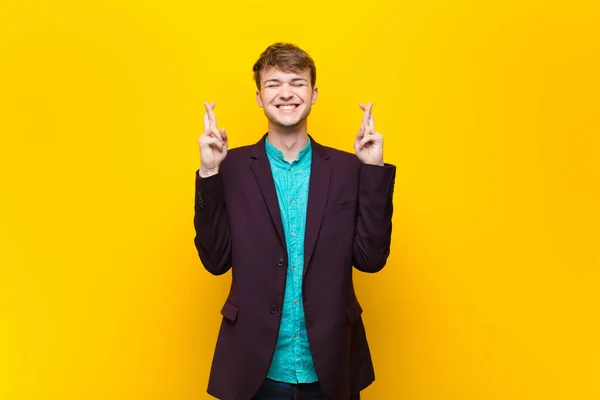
[279,105,297,110]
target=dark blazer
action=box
[194,134,396,400]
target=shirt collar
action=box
[265,136,312,164]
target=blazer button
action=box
[277,258,284,267]
[270,305,279,314]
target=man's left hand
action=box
[354,102,384,166]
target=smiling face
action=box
[256,67,318,129]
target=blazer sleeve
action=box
[193,170,232,276]
[353,162,396,273]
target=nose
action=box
[279,83,293,100]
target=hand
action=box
[353,102,384,166]
[199,101,228,177]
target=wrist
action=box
[362,160,384,167]
[199,166,219,178]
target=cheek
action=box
[263,93,278,106]
[260,99,272,109]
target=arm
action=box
[193,101,231,275]
[352,163,396,273]
[194,170,232,275]
[352,102,396,272]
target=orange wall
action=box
[1,1,599,399]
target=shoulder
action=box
[227,144,253,158]
[221,145,252,169]
[319,144,360,169]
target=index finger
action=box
[203,101,217,130]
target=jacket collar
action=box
[249,132,332,275]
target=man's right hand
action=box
[198,101,228,177]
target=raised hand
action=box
[198,101,228,177]
[353,102,384,166]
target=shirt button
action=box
[270,305,279,314]
[290,199,294,204]
[292,266,296,270]
[277,258,284,267]
[291,232,295,237]
[294,300,298,305]
[294,334,298,340]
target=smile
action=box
[276,104,299,112]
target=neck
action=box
[267,120,309,162]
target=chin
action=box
[265,114,299,128]
[277,119,302,128]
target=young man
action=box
[194,43,396,400]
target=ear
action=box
[311,87,319,105]
[256,90,264,108]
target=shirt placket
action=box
[287,160,302,375]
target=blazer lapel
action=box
[303,136,331,277]
[249,134,286,251]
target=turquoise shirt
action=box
[265,137,319,383]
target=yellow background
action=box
[1,0,599,399]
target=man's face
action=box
[256,67,318,129]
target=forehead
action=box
[261,67,311,82]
